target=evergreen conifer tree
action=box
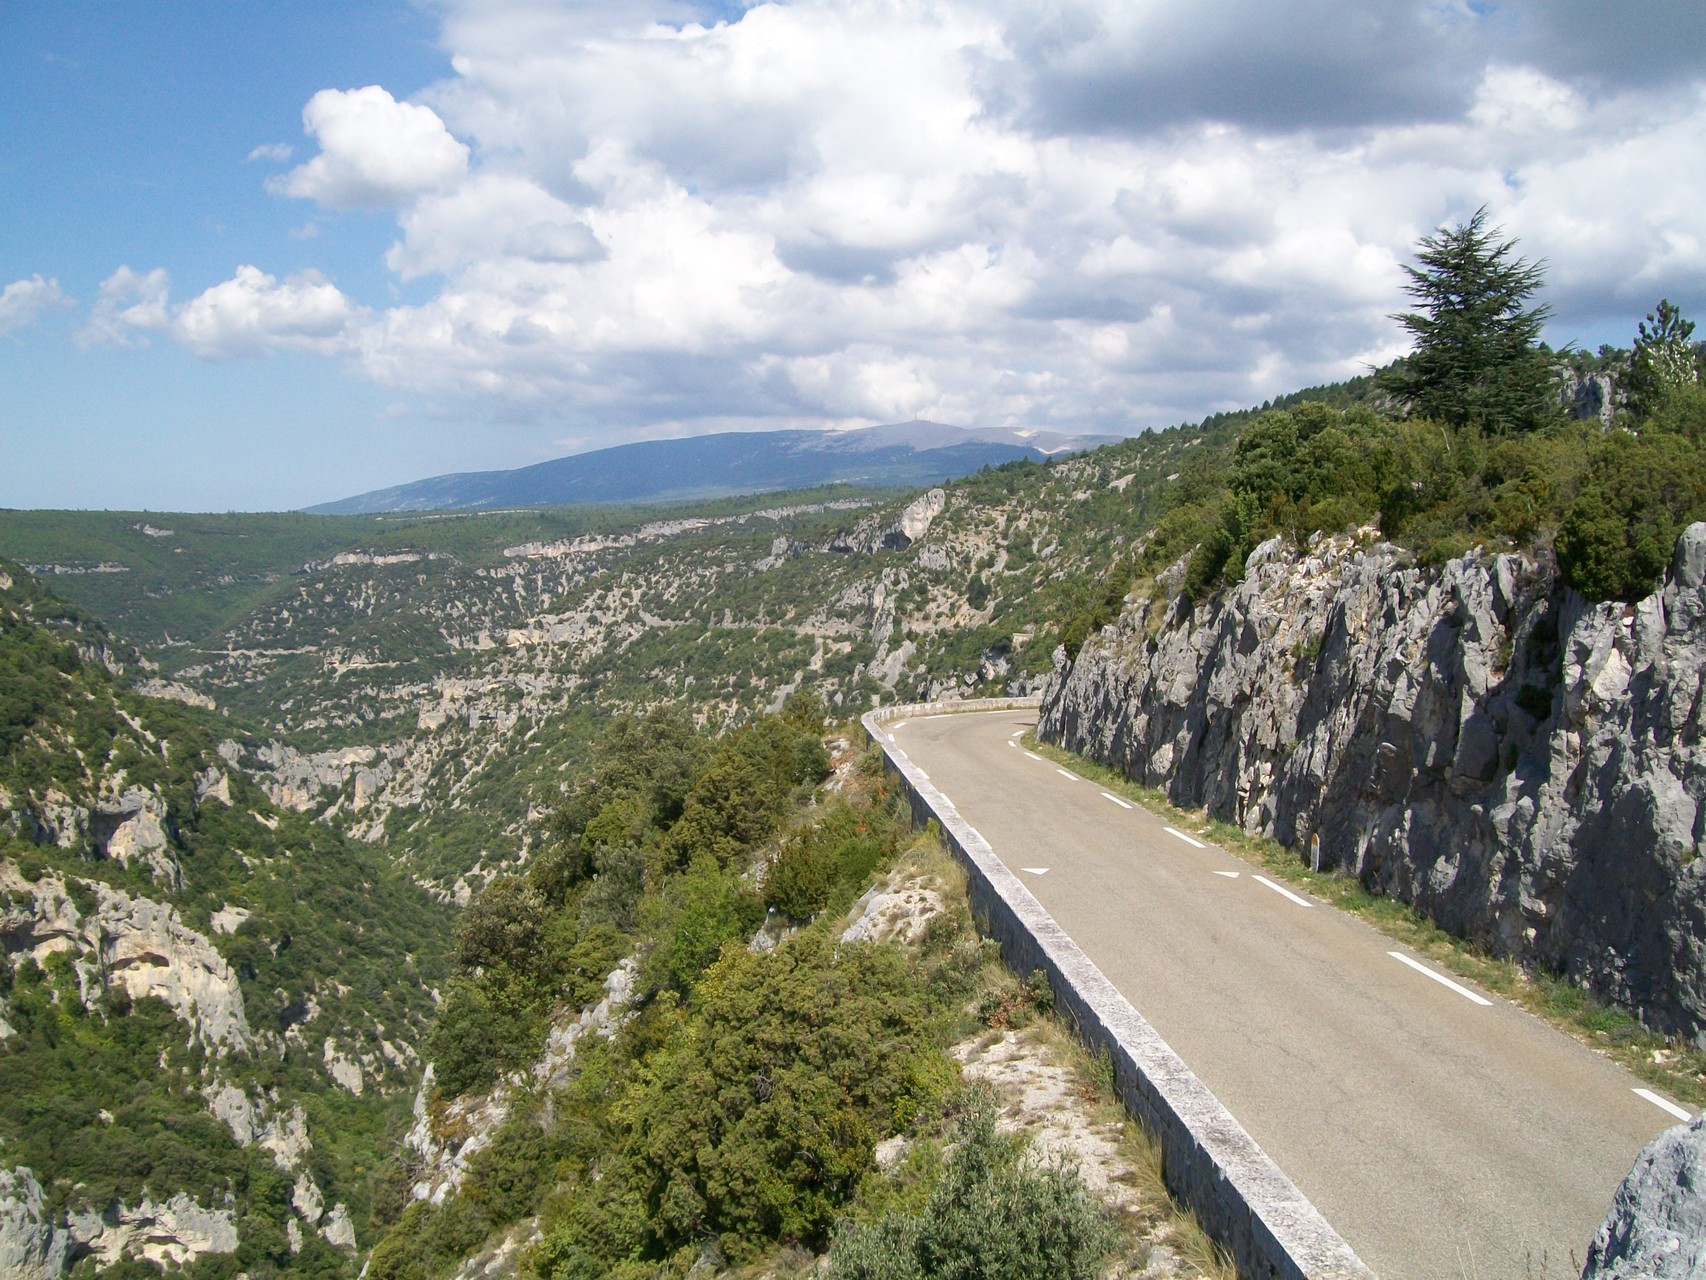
[1624,298,1702,421]
[1379,207,1554,433]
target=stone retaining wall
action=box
[864,699,1373,1280]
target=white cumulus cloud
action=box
[0,275,72,336]
[78,266,171,349]
[195,0,1706,442]
[172,266,364,359]
[270,86,469,211]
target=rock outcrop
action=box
[1040,525,1706,1039]
[0,1167,239,1279]
[827,489,947,554]
[405,960,636,1207]
[91,788,180,887]
[1581,1115,1706,1278]
[0,868,252,1052]
[67,1194,239,1270]
[0,1169,69,1280]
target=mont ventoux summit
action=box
[5,7,1706,1280]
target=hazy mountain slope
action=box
[303,422,1122,514]
[0,429,1213,892]
[0,561,453,1277]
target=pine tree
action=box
[1379,207,1554,433]
[1623,298,1702,422]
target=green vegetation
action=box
[364,710,1185,1280]
[1064,221,1706,641]
[826,1086,1115,1280]
[1624,298,1705,422]
[1378,206,1554,434]
[0,566,453,1272]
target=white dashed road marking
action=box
[1213,870,1240,879]
[1021,867,1050,876]
[1388,952,1493,1006]
[1254,875,1313,908]
[1057,768,1079,781]
[1634,1089,1694,1121]
[1024,751,1043,761]
[1101,792,1133,809]
[1164,827,1206,848]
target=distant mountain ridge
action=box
[304,421,1123,514]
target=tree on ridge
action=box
[1379,207,1554,434]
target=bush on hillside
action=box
[826,1087,1115,1280]
[1556,431,1706,602]
[764,802,899,922]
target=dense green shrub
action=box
[425,975,544,1099]
[624,932,938,1261]
[764,802,897,922]
[1556,432,1706,602]
[640,855,762,996]
[576,841,647,932]
[827,1087,1115,1280]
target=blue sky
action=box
[4,1,1704,511]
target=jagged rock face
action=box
[67,1194,239,1270]
[1559,369,1620,428]
[826,488,947,554]
[0,1167,240,1279]
[0,1168,69,1280]
[1581,1116,1706,1278]
[1041,524,1706,1039]
[0,868,252,1052]
[91,788,180,887]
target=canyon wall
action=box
[1039,526,1706,1040]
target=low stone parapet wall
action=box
[864,699,1373,1280]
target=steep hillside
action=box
[0,562,453,1277]
[362,711,1219,1280]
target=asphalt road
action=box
[887,709,1693,1280]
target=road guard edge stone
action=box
[865,699,1375,1280]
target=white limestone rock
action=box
[841,877,945,946]
[323,1037,365,1095]
[92,788,179,887]
[209,903,250,935]
[135,679,216,711]
[0,869,251,1052]
[195,767,232,807]
[0,1168,70,1280]
[1582,1116,1706,1279]
[321,1203,357,1250]
[66,1192,239,1269]
[292,1172,325,1225]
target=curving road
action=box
[886,708,1692,1280]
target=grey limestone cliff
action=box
[1039,524,1706,1040]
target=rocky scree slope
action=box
[1040,525,1706,1040]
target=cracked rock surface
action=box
[1041,524,1706,1040]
